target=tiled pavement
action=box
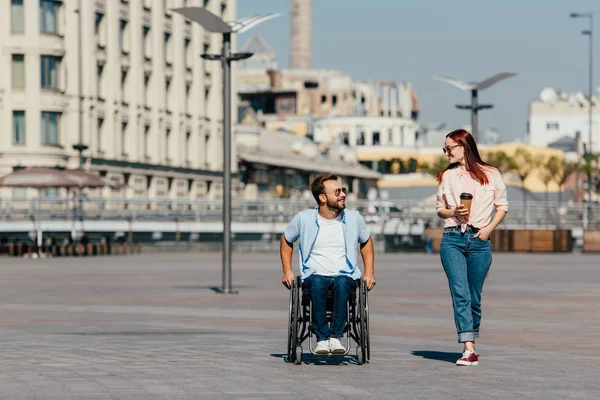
[0,252,599,399]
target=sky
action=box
[237,0,600,142]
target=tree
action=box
[421,156,448,177]
[486,150,517,174]
[541,156,560,226]
[551,157,578,228]
[512,148,539,226]
[580,153,599,202]
[407,158,418,173]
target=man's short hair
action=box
[310,173,338,205]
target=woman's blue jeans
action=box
[440,226,492,343]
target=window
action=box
[164,32,172,65]
[204,133,210,167]
[144,125,150,158]
[144,75,150,108]
[11,0,24,33]
[142,26,151,59]
[41,187,59,197]
[372,132,380,145]
[121,122,128,156]
[203,0,209,7]
[185,84,191,115]
[12,54,25,89]
[13,111,25,145]
[41,112,60,145]
[332,95,338,107]
[12,188,27,200]
[165,79,171,111]
[121,70,129,104]
[97,65,104,100]
[321,95,327,104]
[184,38,192,69]
[95,13,105,46]
[165,129,171,161]
[185,131,191,163]
[203,43,210,72]
[357,131,365,146]
[41,55,60,90]
[220,2,226,15]
[40,0,59,34]
[546,122,559,131]
[97,118,104,153]
[119,20,129,54]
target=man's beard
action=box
[326,197,346,211]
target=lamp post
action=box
[433,73,518,141]
[570,12,594,214]
[172,7,280,294]
[73,0,88,238]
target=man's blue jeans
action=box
[440,226,492,343]
[302,274,355,342]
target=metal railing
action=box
[1,196,599,230]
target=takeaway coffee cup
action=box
[460,193,473,214]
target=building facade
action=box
[529,88,600,151]
[1,0,236,200]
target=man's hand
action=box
[362,273,376,291]
[282,270,296,289]
[474,225,493,241]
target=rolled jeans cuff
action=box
[458,332,475,343]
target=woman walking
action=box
[435,129,508,366]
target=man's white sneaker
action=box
[315,340,330,355]
[329,338,346,354]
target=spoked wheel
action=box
[358,280,369,364]
[362,280,370,362]
[287,277,299,362]
[295,346,303,365]
[356,346,364,365]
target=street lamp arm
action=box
[433,75,476,91]
[474,72,518,91]
[171,7,232,33]
[228,14,282,33]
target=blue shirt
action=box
[283,208,371,281]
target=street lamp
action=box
[570,12,594,209]
[172,7,280,294]
[73,0,88,239]
[433,73,518,141]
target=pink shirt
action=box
[436,166,509,230]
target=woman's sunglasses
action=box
[324,187,348,196]
[442,144,461,154]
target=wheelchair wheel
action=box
[356,346,364,365]
[358,280,369,363]
[287,277,300,362]
[295,346,303,365]
[362,280,370,362]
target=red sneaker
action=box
[456,349,479,366]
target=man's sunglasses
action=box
[442,144,461,154]
[324,187,348,196]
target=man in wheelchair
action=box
[280,173,376,355]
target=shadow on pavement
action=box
[271,353,358,366]
[411,350,461,363]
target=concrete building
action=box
[1,0,236,201]
[236,125,380,200]
[529,87,600,151]
[290,0,311,69]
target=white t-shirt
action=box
[307,214,346,276]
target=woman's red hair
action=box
[436,129,497,184]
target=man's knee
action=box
[333,275,355,292]
[305,275,329,294]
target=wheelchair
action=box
[286,276,370,365]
